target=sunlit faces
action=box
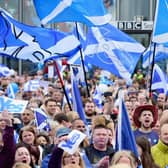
[63,152,80,165]
[160,124,168,145]
[0,118,7,130]
[138,110,154,128]
[84,102,95,116]
[21,109,34,125]
[107,128,114,145]
[21,131,35,145]
[72,119,86,133]
[92,127,108,149]
[45,101,58,116]
[52,90,63,103]
[36,135,48,146]
[15,147,31,164]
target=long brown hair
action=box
[19,126,37,145]
[136,136,159,168]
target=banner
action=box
[0,96,28,113]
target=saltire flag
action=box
[84,23,145,81]
[63,87,73,105]
[71,67,87,125]
[99,76,113,86]
[115,99,139,158]
[93,85,102,109]
[152,0,168,43]
[33,0,111,26]
[34,108,51,132]
[151,64,168,95]
[0,9,80,63]
[142,43,168,68]
[23,80,41,92]
[70,65,85,85]
[0,64,14,77]
[6,83,19,99]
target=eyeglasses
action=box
[64,153,80,158]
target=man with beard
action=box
[133,104,159,146]
[84,99,96,127]
[21,108,34,126]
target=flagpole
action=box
[53,60,72,111]
[75,22,90,97]
[149,42,156,99]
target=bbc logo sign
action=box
[118,21,142,30]
[117,21,153,30]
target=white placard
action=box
[58,130,86,154]
[48,65,54,78]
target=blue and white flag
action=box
[71,67,87,124]
[33,0,111,26]
[34,108,51,132]
[0,96,28,113]
[152,64,168,95]
[0,9,80,63]
[84,23,145,80]
[152,0,168,43]
[0,64,14,77]
[115,99,139,158]
[93,85,102,109]
[142,43,168,68]
[23,80,41,92]
[6,83,19,99]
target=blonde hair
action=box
[63,164,81,168]
[111,150,139,168]
[91,115,106,130]
[62,150,85,168]
[110,163,132,168]
[66,111,79,122]
[12,162,31,168]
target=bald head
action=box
[160,123,168,145]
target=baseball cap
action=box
[56,127,71,138]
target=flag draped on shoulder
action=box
[152,0,168,43]
[115,99,139,158]
[33,0,111,26]
[0,9,80,63]
[84,23,145,80]
[152,64,168,95]
[34,108,51,132]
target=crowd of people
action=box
[0,65,168,168]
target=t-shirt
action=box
[134,129,159,146]
[85,144,115,164]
